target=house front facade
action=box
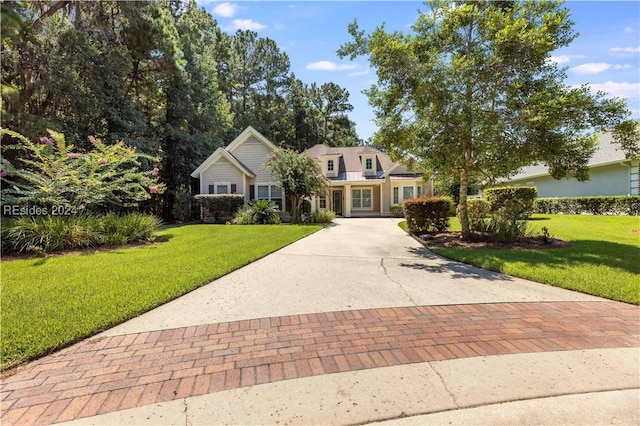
[191,126,430,218]
[505,130,639,197]
[305,144,430,217]
[190,126,286,211]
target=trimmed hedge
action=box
[194,194,244,223]
[484,186,537,219]
[403,196,452,234]
[390,204,404,218]
[534,195,640,216]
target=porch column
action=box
[345,184,352,217]
[242,175,247,203]
[379,184,384,215]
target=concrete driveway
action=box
[1,218,638,425]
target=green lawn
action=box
[0,224,322,371]
[401,215,639,304]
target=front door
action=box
[332,190,343,216]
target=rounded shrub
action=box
[403,196,452,234]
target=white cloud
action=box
[228,19,266,31]
[212,2,237,17]
[548,54,584,65]
[348,68,371,77]
[609,46,640,54]
[571,62,612,75]
[586,81,640,98]
[571,63,633,75]
[306,61,357,71]
[624,27,633,34]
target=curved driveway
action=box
[1,218,638,425]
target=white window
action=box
[215,183,230,194]
[319,195,327,209]
[416,185,422,197]
[393,187,399,204]
[327,159,334,172]
[365,158,373,170]
[403,186,414,200]
[256,183,283,209]
[352,188,372,210]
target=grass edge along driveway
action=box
[402,214,639,305]
[1,223,323,371]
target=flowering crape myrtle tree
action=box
[264,149,327,223]
[338,0,639,240]
[0,128,165,214]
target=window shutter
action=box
[208,185,215,194]
[249,185,255,200]
[231,184,237,194]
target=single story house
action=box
[191,126,430,217]
[305,144,430,217]
[505,130,639,197]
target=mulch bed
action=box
[417,231,571,250]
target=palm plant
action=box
[247,200,280,224]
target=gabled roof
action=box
[191,126,276,178]
[305,144,421,182]
[510,128,632,181]
[227,126,278,153]
[190,147,256,178]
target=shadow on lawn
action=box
[398,246,515,282]
[431,240,640,277]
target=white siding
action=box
[229,136,276,182]
[200,157,244,194]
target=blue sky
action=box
[196,1,640,141]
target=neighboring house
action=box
[190,126,286,211]
[305,145,430,217]
[505,130,639,197]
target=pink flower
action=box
[99,158,107,164]
[2,158,10,165]
[271,153,277,159]
[88,135,96,143]
[0,170,7,177]
[67,153,79,159]
[149,186,158,194]
[152,167,159,177]
[117,198,122,204]
[39,136,53,145]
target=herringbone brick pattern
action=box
[1,301,638,425]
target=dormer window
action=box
[365,158,373,170]
[328,159,334,171]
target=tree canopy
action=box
[338,0,638,239]
[1,0,362,220]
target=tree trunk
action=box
[290,196,301,223]
[458,168,471,240]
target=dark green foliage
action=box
[0,1,361,222]
[403,196,452,234]
[390,204,404,218]
[463,199,490,232]
[194,194,244,223]
[484,186,537,241]
[265,149,328,223]
[247,199,281,225]
[534,196,640,216]
[485,187,537,219]
[1,213,160,254]
[301,199,312,220]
